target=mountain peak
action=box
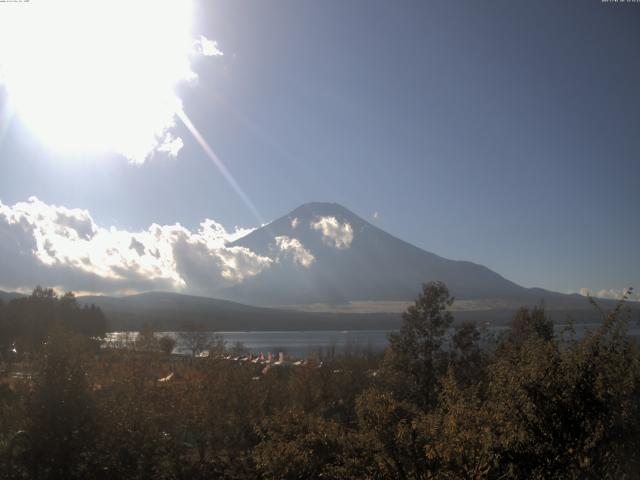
[232,201,366,253]
[289,202,357,219]
[284,203,371,233]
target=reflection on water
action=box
[105,323,640,358]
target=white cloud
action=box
[310,216,354,249]
[372,211,380,220]
[0,197,271,296]
[195,219,255,247]
[578,287,639,302]
[275,236,315,268]
[224,226,256,244]
[291,217,300,229]
[156,133,184,158]
[194,35,224,57]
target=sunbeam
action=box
[177,109,266,226]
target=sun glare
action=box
[0,0,197,162]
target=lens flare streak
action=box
[177,109,265,226]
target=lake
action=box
[106,322,640,358]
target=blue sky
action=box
[0,0,638,297]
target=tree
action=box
[255,410,349,480]
[355,387,436,479]
[0,298,11,360]
[208,334,227,358]
[135,322,159,352]
[503,305,553,348]
[1,288,107,354]
[410,365,508,479]
[25,327,99,479]
[486,295,640,478]
[450,321,485,387]
[384,281,454,408]
[179,322,210,357]
[158,335,177,356]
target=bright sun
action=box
[0,0,205,162]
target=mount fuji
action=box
[223,202,574,309]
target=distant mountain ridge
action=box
[76,291,634,332]
[76,291,401,331]
[0,290,24,303]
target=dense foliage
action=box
[0,287,106,357]
[1,282,639,479]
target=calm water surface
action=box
[106,323,640,358]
